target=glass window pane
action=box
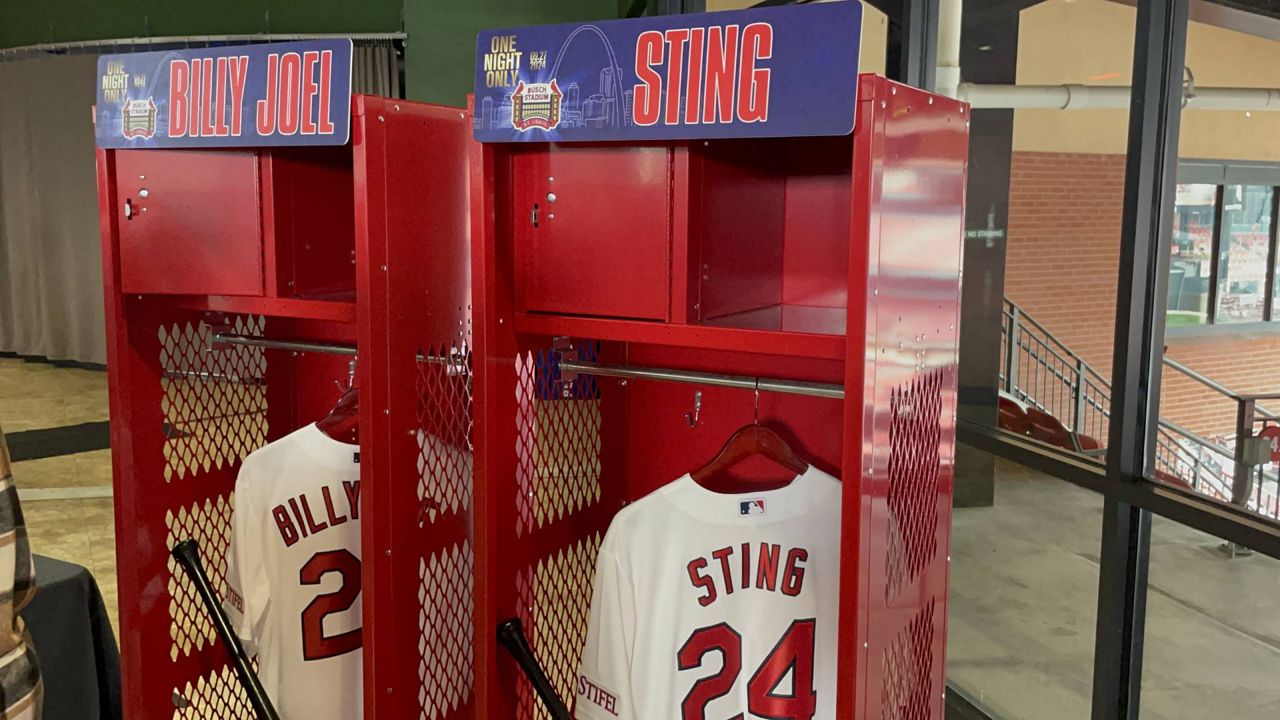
[947,459,1101,718]
[1141,517,1280,718]
[1168,184,1217,327]
[1215,184,1273,324]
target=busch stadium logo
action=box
[511,80,562,131]
[121,97,158,140]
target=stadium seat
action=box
[998,396,1032,436]
[1025,406,1073,450]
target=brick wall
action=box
[1004,150,1280,438]
[1006,152,1127,377]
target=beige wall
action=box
[1013,0,1280,160]
[707,0,887,75]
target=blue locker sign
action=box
[95,39,353,149]
[473,1,862,143]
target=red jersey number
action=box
[679,619,817,720]
[299,549,363,661]
[678,623,743,720]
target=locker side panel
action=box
[847,78,969,720]
[356,97,476,720]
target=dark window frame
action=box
[1265,187,1280,321]
[1207,184,1226,322]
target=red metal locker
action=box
[98,95,475,720]
[470,74,969,720]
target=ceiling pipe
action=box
[936,0,963,98]
[935,0,1280,112]
[957,82,1280,110]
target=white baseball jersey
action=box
[224,423,363,719]
[576,466,842,720]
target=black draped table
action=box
[23,555,122,720]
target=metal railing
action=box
[1000,298,1279,518]
[1000,302,1113,443]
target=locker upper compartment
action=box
[112,145,356,298]
[508,136,855,334]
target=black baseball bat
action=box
[171,539,281,720]
[497,618,573,720]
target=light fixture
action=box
[978,44,992,51]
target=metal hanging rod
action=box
[213,333,356,356]
[559,360,845,400]
[210,333,467,374]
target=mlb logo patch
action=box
[740,499,767,516]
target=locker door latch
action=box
[124,198,134,220]
[530,203,539,228]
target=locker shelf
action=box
[700,304,848,336]
[172,293,357,323]
[513,311,846,361]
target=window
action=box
[1168,184,1217,326]
[1167,182,1280,326]
[1215,185,1273,324]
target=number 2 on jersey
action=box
[299,549,362,661]
[678,619,817,720]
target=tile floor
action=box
[0,357,117,631]
[948,459,1280,719]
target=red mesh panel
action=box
[516,534,602,720]
[416,340,476,718]
[170,664,254,720]
[159,316,268,482]
[880,600,936,720]
[416,345,474,526]
[418,543,475,719]
[514,349,602,537]
[885,370,944,600]
[165,494,236,661]
[154,312,272,718]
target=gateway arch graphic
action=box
[481,24,636,133]
[547,24,631,129]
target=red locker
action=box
[98,97,475,720]
[470,74,970,720]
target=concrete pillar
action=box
[954,5,1019,508]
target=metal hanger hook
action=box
[753,380,761,425]
[685,391,702,428]
[335,356,359,393]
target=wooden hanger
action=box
[317,358,360,443]
[690,383,808,492]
